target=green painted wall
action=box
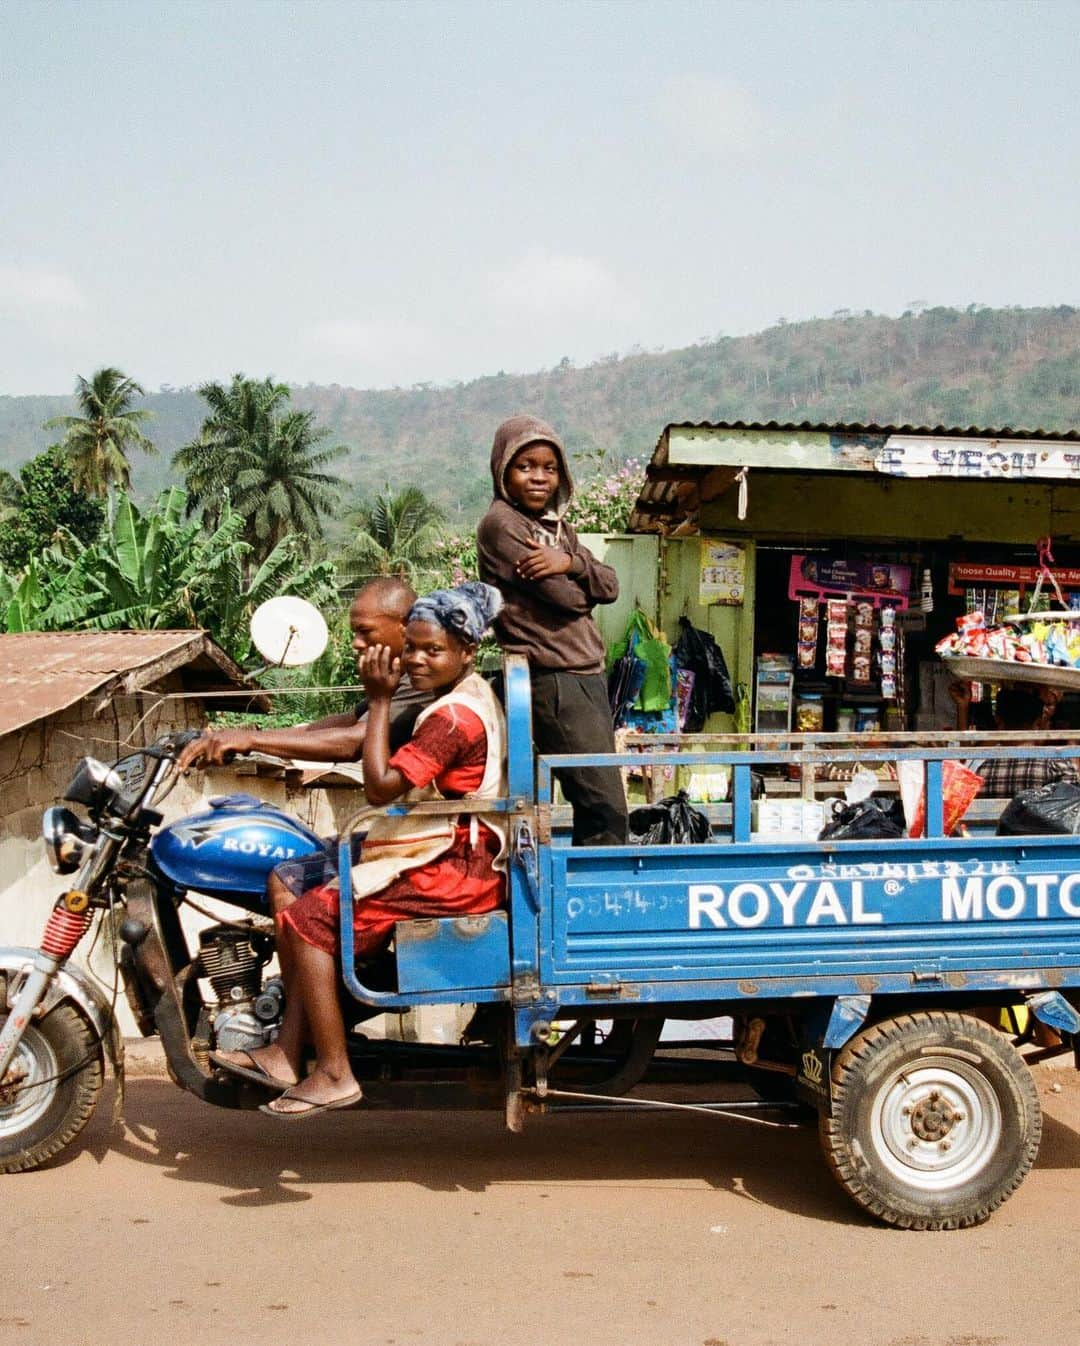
[657,536,755,731]
[578,533,661,647]
[581,531,752,732]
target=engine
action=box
[198,924,284,1053]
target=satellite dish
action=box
[249,596,329,667]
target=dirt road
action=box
[4,1063,1080,1346]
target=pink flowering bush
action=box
[568,454,646,534]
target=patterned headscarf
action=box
[407,581,503,646]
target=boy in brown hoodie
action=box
[477,415,628,845]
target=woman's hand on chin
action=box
[359,644,402,699]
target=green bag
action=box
[609,609,671,713]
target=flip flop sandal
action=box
[259,1087,364,1120]
[209,1049,297,1091]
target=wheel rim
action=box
[0,1025,60,1136]
[869,1054,1003,1193]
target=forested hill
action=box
[3,304,1079,524]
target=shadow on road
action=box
[75,1078,867,1224]
[1034,1109,1080,1170]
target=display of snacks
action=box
[797,597,819,671]
[825,599,849,679]
[937,609,1080,688]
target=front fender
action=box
[0,947,124,1090]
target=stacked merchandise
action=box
[851,601,874,686]
[825,600,848,678]
[796,597,819,670]
[879,606,897,700]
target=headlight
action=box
[63,757,124,811]
[42,806,97,875]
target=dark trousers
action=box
[530,670,628,846]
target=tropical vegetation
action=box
[340,484,447,590]
[0,446,106,570]
[175,374,346,562]
[4,303,1079,720]
[5,305,1079,518]
[45,367,156,497]
[0,485,335,665]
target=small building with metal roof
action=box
[586,420,1080,740]
[0,631,281,1028]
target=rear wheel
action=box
[547,1017,663,1096]
[820,1011,1040,1230]
[0,1004,104,1174]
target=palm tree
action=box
[341,484,446,588]
[46,367,155,497]
[175,375,346,561]
[174,375,291,528]
[232,408,347,556]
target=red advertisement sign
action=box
[947,563,1080,595]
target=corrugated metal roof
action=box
[0,630,258,738]
[629,418,1080,533]
[654,419,1080,449]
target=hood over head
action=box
[489,415,574,518]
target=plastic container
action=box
[835,706,856,733]
[854,707,880,733]
[795,693,825,732]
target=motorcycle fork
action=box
[0,898,93,1079]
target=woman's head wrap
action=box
[407,581,503,646]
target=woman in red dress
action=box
[212,582,506,1118]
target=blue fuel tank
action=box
[150,794,326,911]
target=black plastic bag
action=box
[997,781,1080,835]
[818,796,906,841]
[629,790,711,845]
[673,617,735,729]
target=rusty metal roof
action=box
[629,419,1080,533]
[0,631,260,738]
[655,418,1080,445]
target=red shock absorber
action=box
[40,906,93,959]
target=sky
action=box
[3,0,1079,396]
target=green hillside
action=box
[3,304,1078,527]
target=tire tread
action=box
[820,1010,1041,1230]
[0,1004,104,1175]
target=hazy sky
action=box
[3,0,1079,395]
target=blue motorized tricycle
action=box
[3,654,1079,1230]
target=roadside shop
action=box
[609,419,1080,744]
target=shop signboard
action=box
[698,539,746,605]
[874,437,1080,481]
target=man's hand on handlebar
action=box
[177,728,255,772]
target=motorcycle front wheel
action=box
[0,1003,104,1174]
